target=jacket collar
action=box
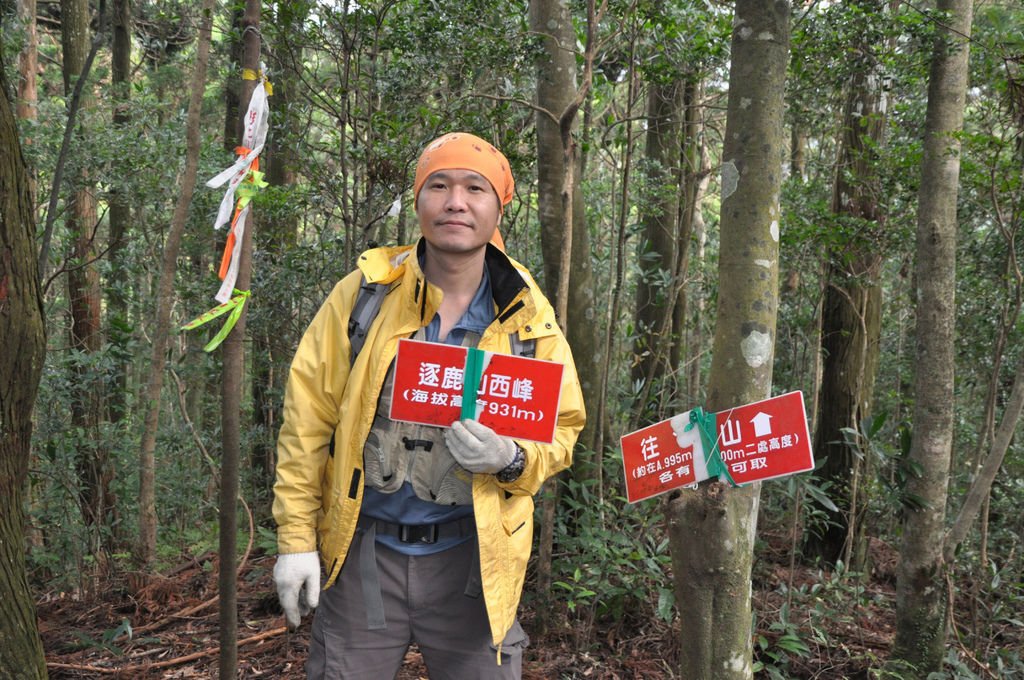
[356,239,538,331]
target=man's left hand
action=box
[445,419,516,474]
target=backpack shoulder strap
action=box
[347,276,389,367]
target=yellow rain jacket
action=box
[273,239,586,647]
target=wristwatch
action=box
[495,442,526,483]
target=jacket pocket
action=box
[362,415,404,492]
[500,493,533,537]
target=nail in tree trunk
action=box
[892,0,973,674]
[667,2,790,677]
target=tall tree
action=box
[892,0,974,674]
[107,0,132,423]
[631,78,684,414]
[136,0,217,569]
[15,0,38,141]
[528,0,602,627]
[0,47,49,680]
[528,0,602,452]
[672,77,712,398]
[219,3,262,675]
[61,0,113,558]
[806,0,889,567]
[667,1,790,677]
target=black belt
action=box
[357,515,476,545]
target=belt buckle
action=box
[399,523,438,544]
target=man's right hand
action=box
[273,551,321,630]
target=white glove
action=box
[273,551,321,630]
[445,419,516,474]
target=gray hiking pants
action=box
[306,529,528,679]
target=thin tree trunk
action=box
[671,78,708,385]
[595,32,640,473]
[668,2,790,678]
[220,3,262,676]
[0,48,48,680]
[107,0,132,423]
[806,0,887,567]
[943,348,1024,561]
[136,0,217,569]
[529,0,602,453]
[893,0,974,673]
[61,0,111,562]
[631,79,684,414]
[528,0,601,630]
[16,0,38,143]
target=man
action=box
[272,131,586,679]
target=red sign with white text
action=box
[620,416,701,503]
[389,339,565,444]
[713,391,814,485]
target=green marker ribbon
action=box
[180,289,251,352]
[235,169,268,209]
[685,406,739,487]
[461,347,486,421]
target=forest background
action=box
[0,0,1022,678]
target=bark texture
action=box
[807,0,887,566]
[107,0,132,423]
[0,50,48,680]
[632,79,685,411]
[668,2,790,678]
[529,0,601,452]
[893,0,974,674]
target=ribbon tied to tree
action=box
[685,406,739,487]
[181,66,271,351]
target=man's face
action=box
[417,169,501,255]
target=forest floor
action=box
[35,531,1010,679]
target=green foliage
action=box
[538,472,673,646]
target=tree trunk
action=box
[16,0,38,135]
[892,0,973,674]
[107,0,132,423]
[219,3,262,676]
[806,1,887,566]
[671,78,710,389]
[136,0,217,569]
[528,0,601,630]
[668,2,790,678]
[529,0,602,453]
[61,0,112,557]
[15,0,44,554]
[632,79,684,415]
[0,49,49,680]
